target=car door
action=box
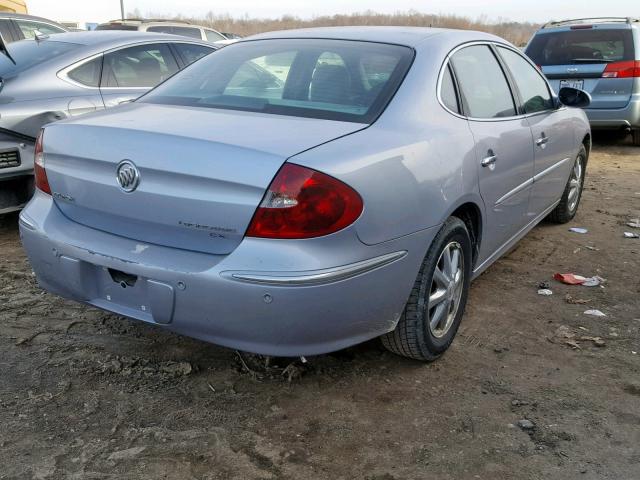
[99,43,180,107]
[496,45,576,218]
[449,44,535,262]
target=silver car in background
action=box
[526,17,640,145]
[20,27,591,361]
[0,31,215,213]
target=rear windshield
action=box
[0,39,79,76]
[141,39,414,123]
[526,28,635,65]
[95,23,138,31]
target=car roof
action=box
[245,26,505,48]
[31,30,212,48]
[539,17,640,32]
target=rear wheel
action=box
[632,129,640,147]
[381,217,472,361]
[548,145,587,224]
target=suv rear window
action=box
[0,39,79,76]
[141,39,414,123]
[95,23,138,31]
[526,28,635,65]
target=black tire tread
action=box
[632,129,640,147]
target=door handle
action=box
[481,153,497,167]
[536,134,549,147]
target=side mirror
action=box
[558,87,591,108]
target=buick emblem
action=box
[116,160,140,192]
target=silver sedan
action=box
[0,31,215,213]
[19,27,591,361]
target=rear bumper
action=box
[19,192,435,356]
[585,94,640,129]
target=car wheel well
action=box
[451,203,481,267]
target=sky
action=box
[27,0,640,25]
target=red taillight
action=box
[34,129,51,195]
[602,60,640,78]
[246,163,363,239]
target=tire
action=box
[381,216,472,361]
[632,129,640,147]
[547,145,587,224]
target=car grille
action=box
[0,149,20,169]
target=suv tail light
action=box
[246,163,363,239]
[34,129,51,195]
[602,60,640,78]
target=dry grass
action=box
[129,10,539,46]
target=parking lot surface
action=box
[1,137,639,479]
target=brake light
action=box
[246,163,363,239]
[34,129,51,195]
[570,25,593,30]
[602,60,640,78]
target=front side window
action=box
[68,56,103,87]
[102,43,179,88]
[141,39,414,123]
[451,45,516,119]
[498,47,553,114]
[16,20,65,39]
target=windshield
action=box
[141,39,414,123]
[0,39,79,76]
[526,28,634,65]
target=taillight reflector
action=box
[246,163,363,239]
[34,129,51,195]
[602,60,640,78]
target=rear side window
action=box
[147,26,202,39]
[497,47,553,114]
[526,28,634,65]
[451,45,516,119]
[15,20,65,39]
[172,43,214,66]
[68,57,103,87]
[204,29,226,42]
[102,43,179,88]
[440,65,460,113]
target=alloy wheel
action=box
[428,241,464,338]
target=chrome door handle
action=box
[536,135,549,147]
[481,155,497,167]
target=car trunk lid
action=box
[43,103,366,255]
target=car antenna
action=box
[34,31,50,43]
[0,34,16,65]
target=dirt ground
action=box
[1,135,639,480]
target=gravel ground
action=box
[0,136,639,480]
